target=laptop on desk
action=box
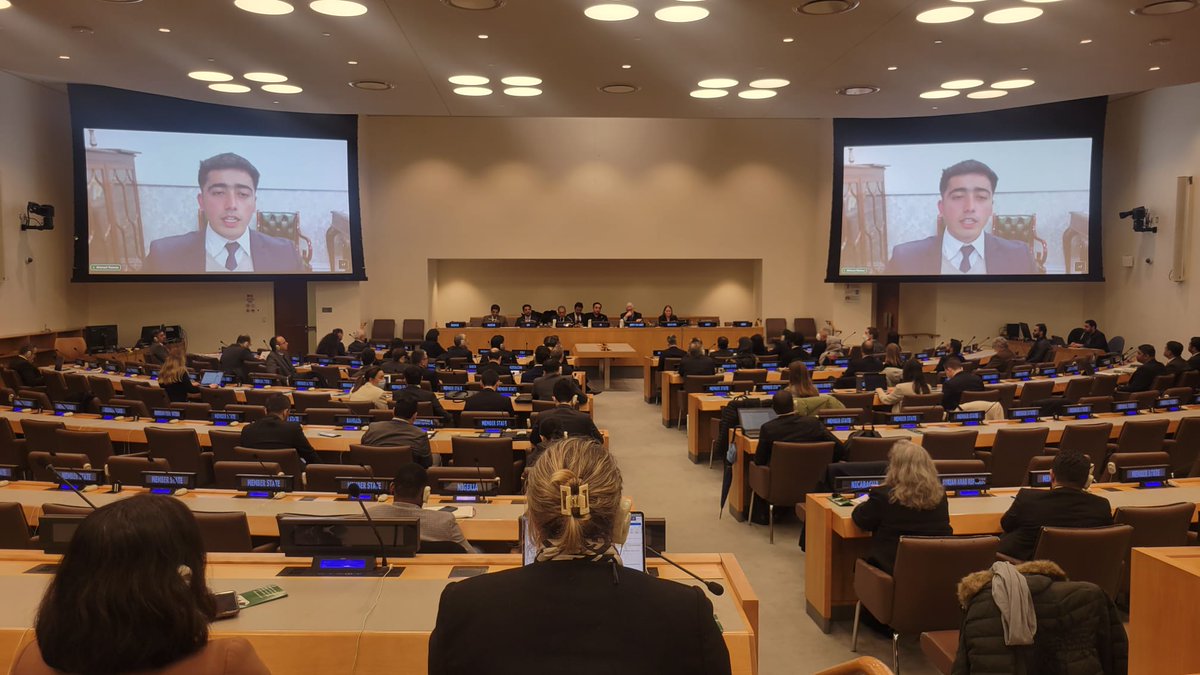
[737,407,778,439]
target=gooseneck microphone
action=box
[346,483,390,568]
[646,546,724,596]
[473,458,490,503]
[47,465,98,510]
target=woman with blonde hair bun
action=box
[851,440,952,574]
[428,437,731,675]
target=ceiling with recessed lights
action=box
[0,0,1197,118]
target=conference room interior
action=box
[4,0,1200,673]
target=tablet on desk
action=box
[199,371,224,387]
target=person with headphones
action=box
[14,495,269,674]
[428,437,732,675]
[369,463,473,553]
[997,449,1111,561]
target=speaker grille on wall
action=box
[1170,175,1194,283]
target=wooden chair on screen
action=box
[992,214,1047,273]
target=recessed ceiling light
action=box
[158,27,172,33]
[58,55,71,60]
[442,0,505,9]
[655,5,709,21]
[887,66,898,71]
[321,32,332,37]
[348,60,358,65]
[920,89,960,99]
[502,76,542,86]
[837,85,880,95]
[309,0,368,16]
[100,0,144,3]
[916,6,974,23]
[949,0,985,2]
[1149,65,1162,71]
[1149,37,1172,46]
[738,90,777,99]
[0,1,11,8]
[189,71,234,82]
[504,87,542,97]
[601,83,639,94]
[983,7,1043,23]
[209,83,251,93]
[782,37,795,43]
[349,80,394,90]
[245,72,288,83]
[698,78,738,88]
[795,0,859,15]
[991,78,1035,88]
[1079,39,1092,44]
[584,4,639,20]
[941,78,984,89]
[263,84,303,94]
[750,78,790,89]
[454,86,493,96]
[1023,0,1061,3]
[1019,66,1029,71]
[234,0,294,15]
[933,39,944,44]
[621,64,632,69]
[477,34,489,39]
[690,89,728,99]
[449,75,489,85]
[966,89,1008,99]
[71,26,95,34]
[1131,0,1196,14]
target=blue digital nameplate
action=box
[349,360,363,369]
[886,413,922,429]
[948,410,985,426]
[142,471,197,494]
[440,384,465,393]
[482,322,501,328]
[476,418,512,431]
[151,408,183,424]
[445,322,466,328]
[508,364,524,374]
[1037,367,1057,378]
[1061,404,1093,419]
[981,373,1000,384]
[335,415,371,431]
[413,416,443,430]
[722,363,738,372]
[1121,465,1169,488]
[99,404,133,420]
[1009,407,1040,423]
[802,361,817,370]
[705,384,732,397]
[286,413,307,424]
[237,474,295,497]
[833,475,885,495]
[1064,363,1081,375]
[497,385,519,397]
[336,477,393,498]
[1155,397,1183,412]
[210,411,244,426]
[1114,401,1139,415]
[1029,470,1053,487]
[55,468,102,488]
[758,383,784,393]
[815,382,834,393]
[941,473,990,496]
[251,377,274,389]
[290,356,302,366]
[833,358,850,368]
[763,363,779,372]
[822,416,856,432]
[732,321,752,328]
[317,358,333,366]
[0,465,17,481]
[697,321,717,328]
[52,401,81,416]
[12,398,40,413]
[293,378,319,391]
[339,381,355,394]
[465,364,478,374]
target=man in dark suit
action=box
[1188,337,1200,371]
[482,304,507,326]
[530,379,602,447]
[1026,323,1054,364]
[400,365,451,426]
[315,328,345,358]
[239,394,320,465]
[10,345,45,388]
[143,153,303,274]
[586,302,608,326]
[488,335,515,364]
[754,391,844,466]
[1069,319,1109,352]
[934,339,965,372]
[844,341,884,379]
[360,392,435,467]
[677,344,717,377]
[517,304,541,326]
[710,336,734,359]
[987,337,1016,374]
[521,346,550,385]
[885,159,1035,276]
[411,349,442,392]
[441,334,475,365]
[533,358,585,404]
[567,302,587,326]
[657,335,688,372]
[144,330,170,365]
[1163,340,1189,382]
[1117,343,1166,393]
[475,350,508,381]
[998,450,1111,560]
[618,302,643,326]
[218,334,256,384]
[941,356,985,410]
[264,335,298,382]
[463,370,515,416]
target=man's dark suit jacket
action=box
[530,405,601,445]
[844,356,884,379]
[218,345,255,383]
[568,312,587,325]
[442,347,475,365]
[998,487,1113,560]
[1188,353,1200,371]
[657,346,688,371]
[677,355,718,377]
[754,413,844,466]
[428,560,731,675]
[421,369,442,392]
[482,315,508,327]
[1165,357,1190,380]
[408,387,452,425]
[1026,338,1054,364]
[420,340,446,360]
[1120,359,1166,392]
[463,388,515,416]
[620,311,643,324]
[851,487,953,574]
[885,232,1035,275]
[810,340,828,363]
[710,348,734,359]
[475,362,507,381]
[941,371,985,410]
[10,358,44,388]
[143,229,303,274]
[532,373,585,404]
[238,415,320,465]
[264,351,297,381]
[1079,330,1109,352]
[316,333,346,357]
[587,312,609,326]
[360,418,433,468]
[934,352,965,372]
[144,342,170,365]
[987,348,1016,374]
[518,312,540,325]
[520,365,544,385]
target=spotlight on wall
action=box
[1120,206,1156,233]
[20,202,55,231]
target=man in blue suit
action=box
[143,152,303,274]
[885,159,1035,276]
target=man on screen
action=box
[143,153,303,274]
[885,160,1035,276]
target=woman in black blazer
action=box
[429,438,731,675]
[851,440,952,574]
[156,351,201,403]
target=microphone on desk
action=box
[647,546,724,596]
[47,464,98,510]
[251,453,282,476]
[473,458,490,504]
[346,483,390,568]
[964,336,976,351]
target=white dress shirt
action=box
[940,232,986,275]
[205,226,255,273]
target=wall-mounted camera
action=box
[19,202,55,231]
[1120,206,1156,233]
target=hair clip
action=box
[558,483,590,517]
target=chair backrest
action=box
[731,369,767,383]
[223,404,266,422]
[197,387,239,410]
[1061,377,1095,403]
[192,511,255,552]
[27,452,90,481]
[1057,422,1112,475]
[987,426,1050,487]
[920,429,978,460]
[43,371,69,402]
[347,444,413,478]
[1115,418,1170,453]
[41,502,94,516]
[900,392,944,410]
[64,373,90,396]
[1017,379,1055,406]
[304,463,373,492]
[208,429,244,463]
[242,389,279,407]
[932,459,987,474]
[1113,502,1195,548]
[401,319,425,341]
[302,407,351,426]
[531,399,560,412]
[234,446,303,478]
[1106,451,1171,477]
[1076,395,1113,414]
[18,390,52,411]
[764,318,786,341]
[844,436,899,463]
[682,374,724,393]
[1165,416,1200,477]
[451,436,520,494]
[291,391,333,412]
[890,535,1002,634]
[1032,525,1133,599]
[759,441,836,504]
[19,419,65,453]
[989,383,1017,412]
[1152,373,1177,392]
[144,427,205,473]
[213,460,284,489]
[1178,370,1200,389]
[832,392,876,416]
[793,317,818,338]
[53,429,114,470]
[107,398,150,419]
[902,405,946,423]
[1106,336,1125,356]
[134,385,171,409]
[427,466,500,495]
[0,369,22,391]
[107,455,171,485]
[170,401,214,420]
[1089,375,1119,397]
[0,502,32,549]
[960,389,1000,405]
[0,418,28,471]
[310,365,342,389]
[458,411,513,428]
[371,319,396,342]
[343,400,376,415]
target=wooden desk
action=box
[439,327,758,368]
[0,550,759,675]
[804,478,1200,633]
[660,368,842,430]
[573,343,637,389]
[1129,547,1200,675]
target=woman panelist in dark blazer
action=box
[428,438,731,675]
